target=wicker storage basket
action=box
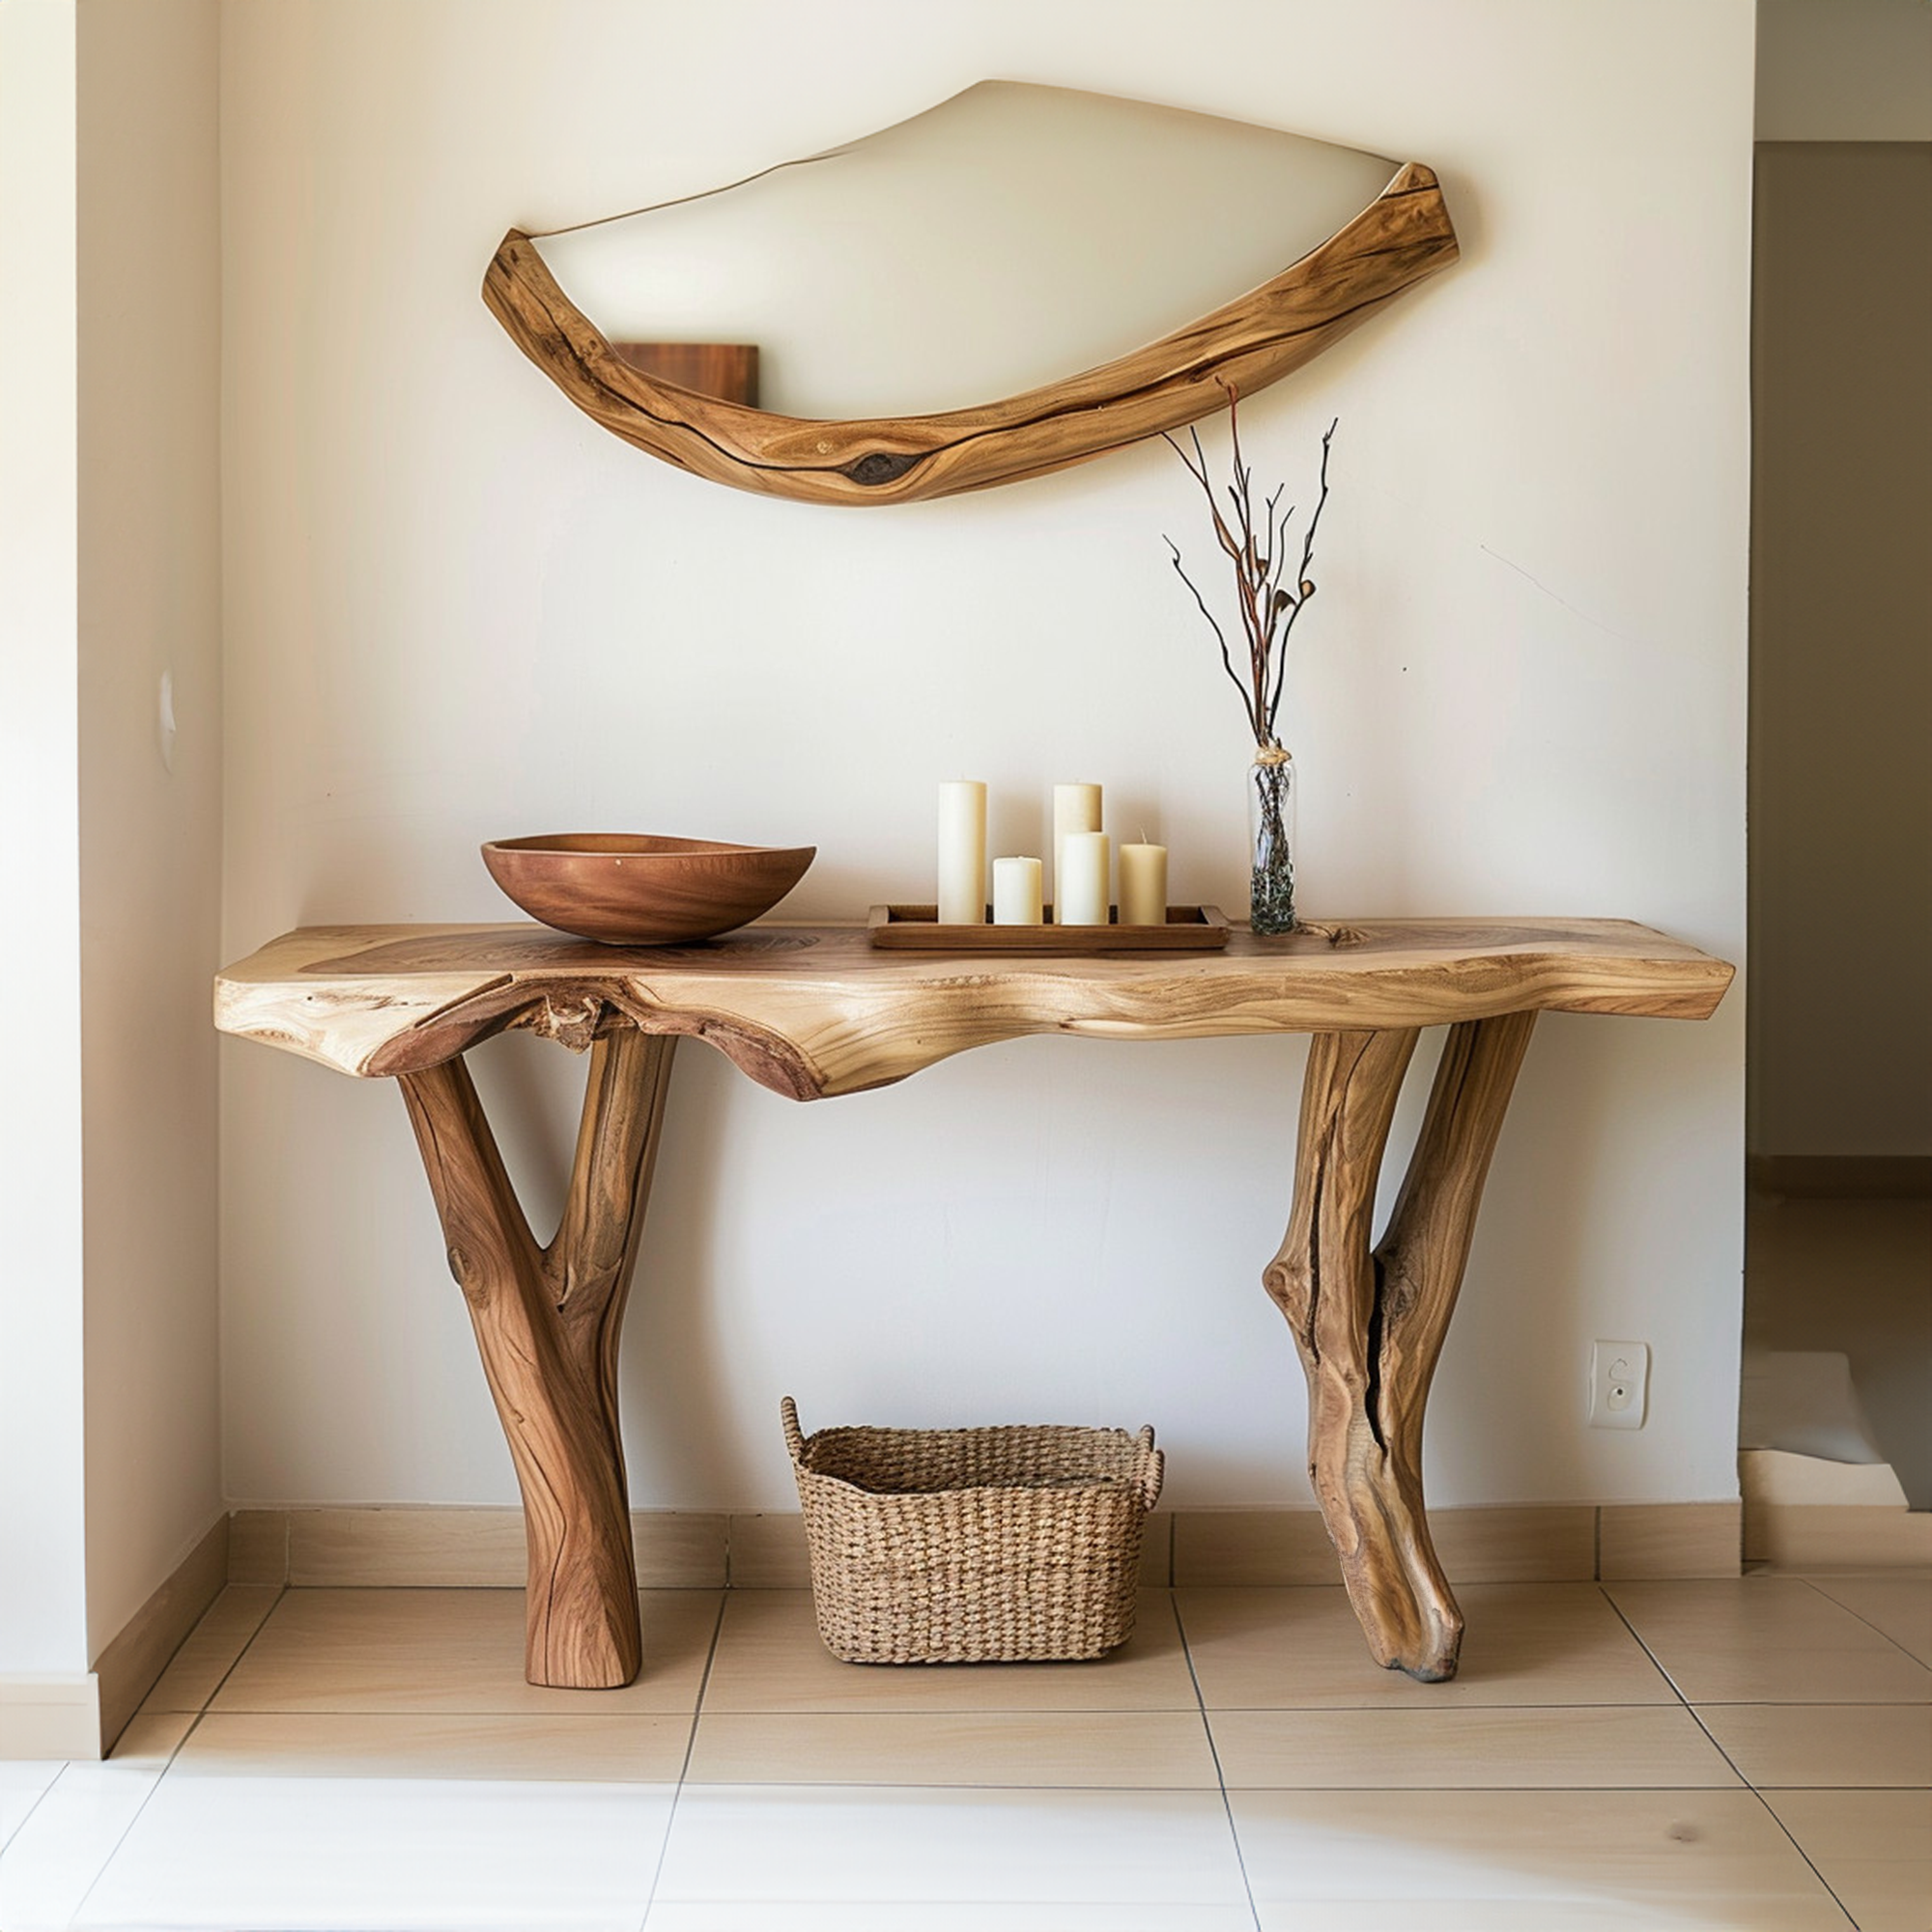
[781,1396,1164,1664]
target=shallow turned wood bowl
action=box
[482,834,816,945]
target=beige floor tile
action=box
[1696,1702,1932,1786]
[652,1784,1250,1911]
[1805,1574,1932,1666]
[700,1589,1200,1714]
[175,1710,691,1781]
[0,1740,180,1932]
[1607,1578,1932,1703]
[686,1709,1218,1788]
[210,1589,720,1715]
[645,1906,1254,1929]
[137,1585,282,1714]
[1762,1788,1932,1932]
[1210,1704,1741,1788]
[71,1771,671,1931]
[1231,1787,1853,1929]
[1179,1584,1676,1709]
[105,1713,195,1767]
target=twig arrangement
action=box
[1164,388,1336,750]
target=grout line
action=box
[0,1764,66,1863]
[1599,1591,1860,1921]
[1737,1787,1861,1929]
[63,1698,207,1927]
[191,1581,290,1718]
[1170,1592,1263,1932]
[634,1588,729,1932]
[1595,1581,1696,1708]
[1795,1575,1932,1670]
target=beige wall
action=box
[76,0,225,1658]
[218,0,1752,1515]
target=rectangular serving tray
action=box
[867,904,1231,952]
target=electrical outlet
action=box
[1589,1339,1650,1430]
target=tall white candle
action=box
[937,781,987,924]
[992,856,1044,924]
[1050,782,1102,923]
[1119,842,1168,927]
[1059,831,1111,926]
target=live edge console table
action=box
[214,918,1732,1690]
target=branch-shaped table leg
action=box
[399,1031,676,1689]
[1264,1012,1537,1681]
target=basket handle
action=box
[1140,1445,1165,1514]
[780,1394,806,1465]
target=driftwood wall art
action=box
[481,84,1459,507]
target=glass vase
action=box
[1247,745,1296,935]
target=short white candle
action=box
[992,856,1044,924]
[1119,842,1168,927]
[937,781,987,924]
[1058,831,1111,926]
[1050,782,1102,923]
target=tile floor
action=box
[0,1572,1925,1930]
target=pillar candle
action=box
[1050,782,1102,923]
[1119,842,1168,927]
[992,856,1044,924]
[937,781,987,924]
[1058,831,1111,926]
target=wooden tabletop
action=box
[214,919,1733,1101]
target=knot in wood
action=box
[845,450,921,487]
[525,995,609,1053]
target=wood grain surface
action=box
[611,342,758,406]
[481,163,1458,506]
[217,915,1731,1689]
[216,917,1733,1095]
[1264,1013,1538,1680]
[400,1031,676,1688]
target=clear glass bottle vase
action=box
[1247,745,1296,935]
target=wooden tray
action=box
[867,905,1230,952]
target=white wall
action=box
[0,0,90,1680]
[76,0,225,1660]
[220,0,1753,1516]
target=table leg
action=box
[1264,1011,1537,1681]
[398,1031,676,1689]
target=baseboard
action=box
[1748,1153,1932,1198]
[0,1674,100,1760]
[228,1500,1743,1590]
[90,1514,230,1754]
[1745,1500,1932,1569]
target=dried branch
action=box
[1164,388,1338,749]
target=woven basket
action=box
[781,1396,1164,1664]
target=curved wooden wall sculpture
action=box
[481,162,1458,507]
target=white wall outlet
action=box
[1590,1339,1650,1430]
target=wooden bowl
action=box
[481,834,816,945]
